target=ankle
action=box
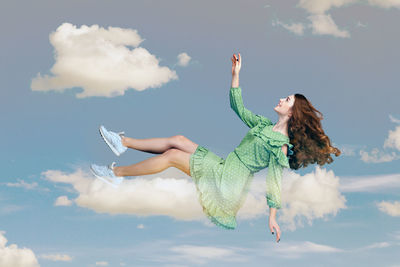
[121,136,128,147]
[113,166,123,177]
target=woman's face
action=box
[274,94,295,117]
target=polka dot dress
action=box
[189,86,294,230]
[189,145,253,230]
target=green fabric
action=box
[189,86,294,230]
[230,86,293,209]
[190,145,253,230]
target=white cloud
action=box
[276,0,400,38]
[384,125,400,151]
[359,121,400,163]
[272,20,305,35]
[4,179,38,190]
[38,253,72,261]
[389,114,400,124]
[41,164,345,231]
[361,241,391,249]
[297,0,357,14]
[278,166,347,231]
[177,52,191,67]
[360,148,400,163]
[137,224,145,229]
[0,231,39,267]
[377,200,400,216]
[339,173,400,192]
[96,261,109,266]
[54,195,73,206]
[307,13,350,38]
[274,240,344,254]
[31,23,178,98]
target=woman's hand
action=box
[231,53,241,76]
[269,217,281,243]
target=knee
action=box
[171,135,186,144]
[163,148,180,164]
[173,134,186,140]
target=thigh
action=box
[170,135,199,154]
[165,148,192,176]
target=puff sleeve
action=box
[230,87,273,128]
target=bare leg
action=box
[121,136,174,154]
[121,135,198,155]
[113,153,170,176]
[113,149,191,177]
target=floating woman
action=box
[90,53,341,243]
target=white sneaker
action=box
[99,125,128,156]
[90,162,124,188]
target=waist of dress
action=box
[232,149,263,173]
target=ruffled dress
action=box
[189,87,294,230]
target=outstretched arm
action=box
[229,53,271,128]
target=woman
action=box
[90,53,341,243]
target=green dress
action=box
[189,87,294,230]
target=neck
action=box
[273,115,290,136]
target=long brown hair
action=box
[288,93,341,170]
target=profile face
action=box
[274,94,295,116]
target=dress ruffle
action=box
[190,145,237,230]
[252,122,294,169]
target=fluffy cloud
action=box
[278,166,347,231]
[0,231,39,267]
[307,13,350,38]
[360,148,399,163]
[384,125,400,151]
[177,52,191,67]
[54,195,73,206]
[377,201,400,216]
[31,23,178,98]
[360,119,400,163]
[274,0,400,38]
[42,164,345,231]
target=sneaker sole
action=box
[90,165,119,188]
[99,126,122,157]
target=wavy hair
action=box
[288,93,341,170]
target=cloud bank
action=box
[42,165,346,231]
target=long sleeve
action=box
[230,87,272,128]
[266,157,283,209]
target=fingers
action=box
[274,226,281,243]
[270,225,281,243]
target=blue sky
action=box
[1,0,400,266]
